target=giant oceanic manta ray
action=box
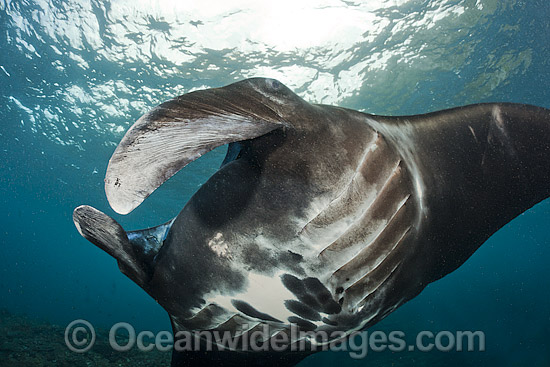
[73,78,550,366]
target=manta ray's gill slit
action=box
[353,261,402,312]
[300,135,399,255]
[352,263,410,327]
[318,133,384,221]
[298,130,380,230]
[317,158,405,261]
[365,118,427,225]
[345,225,412,309]
[328,192,412,291]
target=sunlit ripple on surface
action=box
[1,0,538,150]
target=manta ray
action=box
[73,78,550,366]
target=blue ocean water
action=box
[1,0,549,366]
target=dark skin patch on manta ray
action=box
[287,316,317,331]
[279,251,306,275]
[322,317,338,326]
[281,274,342,315]
[231,299,282,323]
[284,300,322,321]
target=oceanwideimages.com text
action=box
[65,319,486,359]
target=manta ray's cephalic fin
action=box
[73,205,172,288]
[104,82,288,215]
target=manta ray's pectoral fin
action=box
[105,80,288,215]
[73,205,168,288]
[374,103,550,280]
